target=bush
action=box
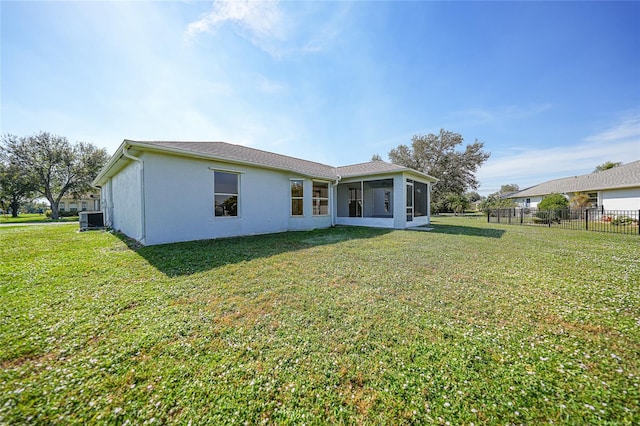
[45,210,77,218]
[538,193,569,211]
[611,216,636,226]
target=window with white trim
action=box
[313,181,329,216]
[291,179,304,216]
[214,171,239,217]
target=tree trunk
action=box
[49,198,59,220]
[10,199,20,218]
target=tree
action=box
[478,194,516,212]
[498,184,519,195]
[465,191,482,203]
[444,193,470,215]
[538,193,569,210]
[0,162,37,217]
[388,129,490,213]
[570,192,590,208]
[371,153,382,161]
[593,161,621,173]
[1,132,109,219]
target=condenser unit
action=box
[79,211,104,231]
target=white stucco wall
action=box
[139,152,332,245]
[108,160,143,241]
[601,187,640,211]
[513,196,544,208]
[393,175,407,229]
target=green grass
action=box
[0,213,78,224]
[1,218,638,424]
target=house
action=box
[57,193,101,213]
[507,160,640,210]
[92,140,438,246]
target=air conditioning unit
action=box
[79,211,104,231]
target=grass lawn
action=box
[0,213,78,224]
[1,218,638,424]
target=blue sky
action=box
[2,1,639,195]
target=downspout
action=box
[122,145,146,244]
[331,175,342,227]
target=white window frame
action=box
[213,170,240,218]
[312,180,330,216]
[290,179,304,217]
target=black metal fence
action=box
[487,208,640,235]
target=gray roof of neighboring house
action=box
[508,160,640,198]
[93,140,438,185]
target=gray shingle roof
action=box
[509,160,640,198]
[336,161,409,177]
[139,141,338,179]
[104,140,436,182]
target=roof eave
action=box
[100,140,337,182]
[92,142,127,187]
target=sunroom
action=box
[334,173,433,229]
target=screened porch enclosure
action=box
[335,176,431,229]
[337,179,394,218]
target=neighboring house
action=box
[92,140,438,246]
[57,193,101,213]
[507,160,640,210]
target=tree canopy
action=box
[388,129,490,212]
[497,184,519,195]
[0,161,37,217]
[1,132,109,219]
[593,161,622,173]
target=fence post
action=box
[520,208,524,224]
[638,210,640,235]
[585,209,589,231]
[487,210,490,223]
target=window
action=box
[414,182,428,217]
[214,171,239,217]
[291,179,304,216]
[59,202,66,211]
[81,201,88,211]
[313,181,329,216]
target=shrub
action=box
[538,193,569,210]
[611,216,636,226]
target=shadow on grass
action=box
[115,226,393,277]
[429,223,506,239]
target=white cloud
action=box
[584,114,640,143]
[476,114,640,194]
[185,0,285,53]
[255,74,287,94]
[184,0,349,58]
[186,0,282,38]
[448,103,554,128]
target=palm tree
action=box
[570,192,590,208]
[445,193,470,215]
